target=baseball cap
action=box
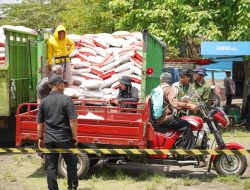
[48,74,67,84]
[193,67,207,76]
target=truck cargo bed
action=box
[16,101,148,148]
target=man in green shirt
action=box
[189,67,211,105]
[172,69,193,116]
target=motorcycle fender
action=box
[211,143,245,161]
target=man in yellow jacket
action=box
[48,25,75,83]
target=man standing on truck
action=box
[48,25,75,83]
[37,74,78,190]
[224,70,235,105]
[155,72,198,150]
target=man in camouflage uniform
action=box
[189,67,211,106]
[172,69,193,116]
[188,67,211,167]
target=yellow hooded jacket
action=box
[47,25,75,65]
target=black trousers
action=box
[226,94,233,105]
[160,116,195,150]
[45,141,78,190]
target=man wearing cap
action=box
[110,76,139,112]
[37,74,78,190]
[224,70,235,105]
[37,65,65,103]
[155,72,198,150]
[189,67,211,105]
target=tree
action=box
[0,0,69,29]
[0,0,115,34]
[109,0,250,58]
[61,0,115,34]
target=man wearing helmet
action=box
[110,76,139,112]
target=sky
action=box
[0,0,20,4]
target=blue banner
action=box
[201,42,250,55]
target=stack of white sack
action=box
[65,31,143,100]
[0,26,6,65]
[0,25,37,65]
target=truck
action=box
[16,97,247,178]
[0,29,164,145]
[14,30,247,178]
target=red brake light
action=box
[147,67,154,75]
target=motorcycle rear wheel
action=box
[213,154,247,176]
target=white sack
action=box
[67,34,81,42]
[80,80,103,90]
[78,112,104,120]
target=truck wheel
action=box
[213,154,247,176]
[58,153,90,179]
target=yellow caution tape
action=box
[0,148,249,155]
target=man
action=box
[224,70,235,105]
[110,76,139,112]
[37,65,64,103]
[244,79,250,131]
[155,72,197,150]
[189,67,211,105]
[37,74,78,190]
[48,25,75,83]
[172,69,193,116]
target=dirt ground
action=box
[0,132,250,190]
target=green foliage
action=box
[109,0,250,58]
[61,0,115,34]
[0,0,69,28]
[0,0,249,57]
[0,0,115,34]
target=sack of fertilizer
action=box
[112,31,131,38]
[114,62,134,73]
[73,62,91,69]
[101,61,120,72]
[101,77,120,88]
[71,76,86,86]
[0,53,5,60]
[71,68,91,76]
[109,38,126,47]
[92,47,107,57]
[78,47,97,56]
[67,34,81,42]
[131,32,143,41]
[0,47,5,53]
[79,79,103,90]
[82,89,104,98]
[64,87,82,98]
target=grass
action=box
[0,130,250,190]
[243,179,250,189]
[182,176,201,186]
[213,175,241,185]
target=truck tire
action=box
[58,153,90,179]
[213,154,247,176]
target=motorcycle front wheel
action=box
[213,154,247,176]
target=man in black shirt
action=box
[109,76,139,112]
[37,74,78,190]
